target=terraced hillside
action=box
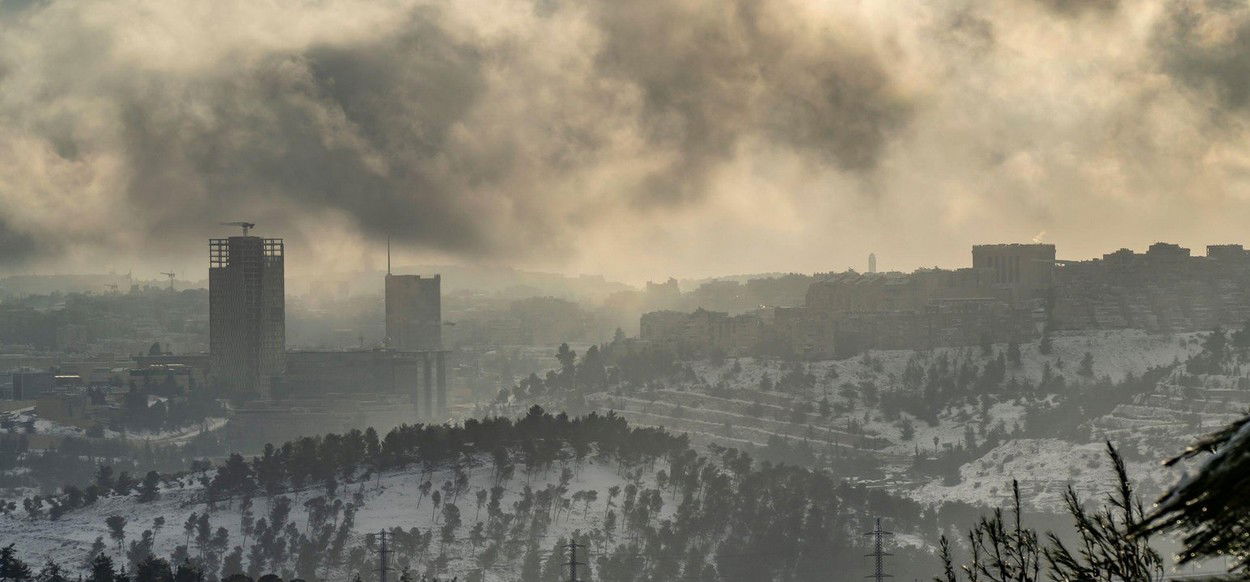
[588,388,891,456]
[1092,368,1250,448]
[576,330,1205,507]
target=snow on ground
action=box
[0,408,229,445]
[0,458,660,581]
[121,418,230,445]
[667,331,1198,463]
[630,330,1207,510]
[866,401,1028,457]
[689,330,1199,394]
[909,438,1186,512]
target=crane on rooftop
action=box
[221,221,256,236]
[160,272,175,290]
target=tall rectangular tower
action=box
[385,274,441,350]
[209,236,285,396]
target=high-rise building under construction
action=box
[209,233,285,395]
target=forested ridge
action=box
[0,406,938,582]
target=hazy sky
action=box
[2,0,1250,283]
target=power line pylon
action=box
[566,541,585,582]
[378,530,391,582]
[864,517,894,582]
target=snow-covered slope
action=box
[2,459,658,582]
[910,438,1186,511]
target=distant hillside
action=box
[0,407,940,582]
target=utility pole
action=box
[864,517,894,582]
[378,530,391,582]
[566,541,585,582]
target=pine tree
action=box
[0,545,32,582]
[38,559,67,582]
[1141,413,1250,570]
[221,547,244,579]
[940,445,1163,581]
[1007,340,1022,368]
[517,542,542,582]
[133,557,171,582]
[88,554,115,582]
[171,562,202,582]
[1078,352,1095,378]
[106,516,127,555]
[136,472,161,503]
[84,537,107,571]
[1046,444,1162,580]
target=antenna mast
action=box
[387,235,392,275]
[864,517,893,582]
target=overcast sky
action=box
[2,0,1249,283]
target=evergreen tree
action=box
[171,562,202,582]
[1078,352,1095,378]
[37,559,67,582]
[133,557,172,582]
[221,548,244,580]
[106,515,127,554]
[1046,444,1162,580]
[520,543,543,581]
[136,472,161,503]
[1007,340,1022,368]
[1141,413,1250,570]
[84,538,107,570]
[440,504,461,545]
[0,545,32,582]
[941,445,1163,581]
[125,530,155,573]
[88,554,115,582]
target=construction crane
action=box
[160,272,175,290]
[220,221,256,236]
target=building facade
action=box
[209,236,285,396]
[385,274,442,350]
[971,243,1056,295]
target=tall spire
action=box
[387,235,392,275]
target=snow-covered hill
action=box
[2,457,658,582]
[909,438,1186,511]
[579,329,1209,511]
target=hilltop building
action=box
[641,242,1250,359]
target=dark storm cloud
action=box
[1155,0,1250,111]
[12,0,1250,280]
[0,215,38,265]
[590,0,908,205]
[1029,0,1120,16]
[0,0,909,269]
[112,12,492,255]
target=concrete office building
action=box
[385,274,442,351]
[383,251,446,416]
